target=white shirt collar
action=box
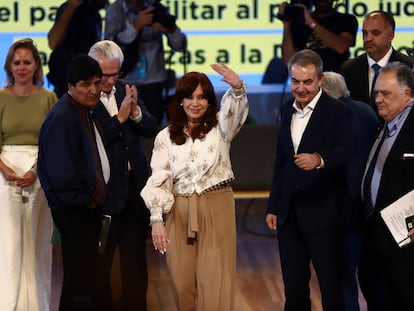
[100,86,118,117]
[292,88,322,113]
[367,47,393,68]
[100,86,117,100]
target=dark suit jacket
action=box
[339,96,379,229]
[267,92,353,232]
[365,106,414,258]
[340,49,414,112]
[94,80,158,215]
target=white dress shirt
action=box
[291,89,322,153]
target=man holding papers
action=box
[359,62,414,310]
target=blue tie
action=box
[362,125,389,218]
[370,63,381,102]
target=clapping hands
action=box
[117,84,139,123]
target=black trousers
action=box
[358,220,414,311]
[277,207,345,311]
[52,175,150,311]
[100,174,150,311]
[52,207,109,311]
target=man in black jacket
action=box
[38,54,110,311]
[89,40,158,311]
[359,62,414,310]
[340,10,414,114]
[47,0,108,97]
[266,49,352,311]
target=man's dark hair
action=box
[381,62,414,93]
[288,49,324,78]
[366,11,395,32]
[66,54,102,86]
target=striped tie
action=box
[362,125,389,218]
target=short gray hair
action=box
[321,71,350,99]
[88,40,124,67]
[288,49,324,78]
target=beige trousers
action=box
[166,187,236,311]
[0,146,53,311]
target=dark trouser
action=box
[358,221,414,311]
[357,241,390,311]
[138,82,166,124]
[342,227,363,311]
[278,208,345,311]
[100,174,150,311]
[52,208,110,311]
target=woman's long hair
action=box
[4,38,44,87]
[168,72,218,145]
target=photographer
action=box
[278,0,358,71]
[105,0,187,125]
[47,0,108,97]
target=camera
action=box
[149,0,176,29]
[277,0,313,23]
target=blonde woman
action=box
[0,38,57,311]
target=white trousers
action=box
[0,146,53,311]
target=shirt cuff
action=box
[314,152,325,169]
[130,106,142,123]
[232,82,247,97]
[150,206,163,225]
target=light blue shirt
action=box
[364,103,413,206]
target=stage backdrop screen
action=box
[0,0,413,87]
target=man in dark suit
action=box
[321,71,379,311]
[89,40,158,310]
[265,49,352,311]
[38,54,110,311]
[359,62,414,310]
[340,10,414,113]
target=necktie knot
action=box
[372,63,381,75]
[384,124,390,136]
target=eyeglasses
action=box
[102,71,122,79]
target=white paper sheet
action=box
[380,189,414,247]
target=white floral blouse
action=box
[140,86,249,223]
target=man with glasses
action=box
[359,62,414,310]
[89,40,158,310]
